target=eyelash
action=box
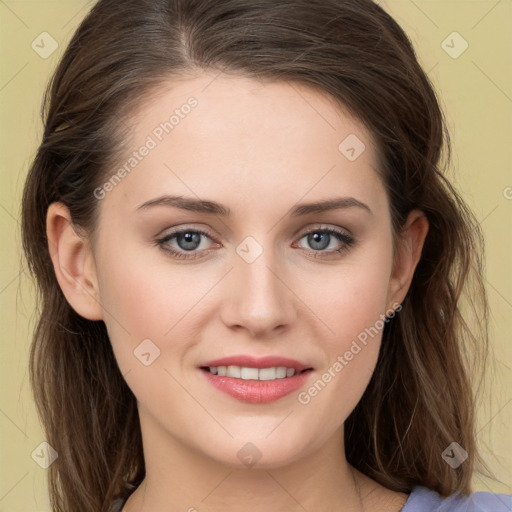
[155,226,355,260]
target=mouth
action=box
[199,365,312,380]
[198,355,314,403]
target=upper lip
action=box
[199,355,313,372]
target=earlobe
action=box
[387,210,429,308]
[46,202,104,321]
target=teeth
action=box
[240,367,259,380]
[276,367,287,379]
[258,367,277,380]
[207,365,298,380]
[227,365,241,378]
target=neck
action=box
[122,409,378,512]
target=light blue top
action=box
[402,485,512,511]
[111,485,512,511]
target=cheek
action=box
[94,241,221,372]
[304,243,393,348]
[296,241,393,414]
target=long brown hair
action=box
[21,0,491,510]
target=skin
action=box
[47,73,428,511]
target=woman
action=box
[21,0,511,511]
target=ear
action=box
[386,209,429,309]
[46,202,103,321]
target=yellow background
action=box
[0,0,510,509]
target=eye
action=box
[155,225,355,261]
[295,227,355,257]
[155,228,217,260]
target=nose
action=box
[220,243,297,338]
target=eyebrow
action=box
[136,195,372,217]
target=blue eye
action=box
[296,228,355,256]
[156,228,215,259]
[156,226,355,260]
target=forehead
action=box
[100,73,387,220]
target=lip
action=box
[198,354,314,404]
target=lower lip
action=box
[200,369,313,403]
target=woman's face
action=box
[86,73,411,468]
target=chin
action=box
[202,434,313,471]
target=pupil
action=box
[179,232,200,251]
[309,232,329,250]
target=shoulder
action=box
[402,485,512,512]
